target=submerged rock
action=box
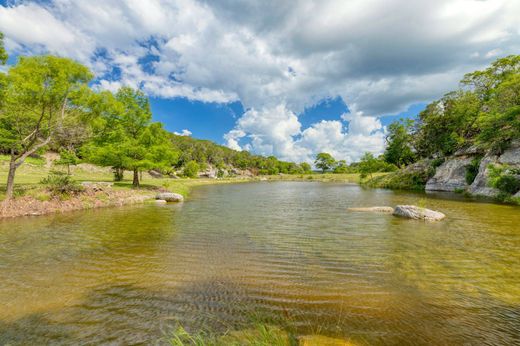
[347,206,394,213]
[299,335,356,346]
[392,205,445,221]
[155,192,184,202]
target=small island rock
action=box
[393,205,445,221]
[155,192,184,202]
[347,206,394,213]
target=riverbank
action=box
[0,157,260,219]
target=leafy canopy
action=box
[314,152,336,173]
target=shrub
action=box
[495,174,520,194]
[465,156,482,185]
[183,160,200,178]
[40,171,83,196]
[488,164,520,195]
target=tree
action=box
[84,87,178,187]
[0,55,92,199]
[384,119,416,168]
[300,162,312,174]
[55,148,80,175]
[314,152,336,173]
[333,160,348,173]
[358,152,379,179]
[0,32,7,65]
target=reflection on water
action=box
[0,182,519,345]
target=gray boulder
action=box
[155,192,184,202]
[148,170,163,178]
[393,205,446,221]
[425,156,472,192]
[468,154,500,198]
[498,141,520,165]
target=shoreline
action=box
[3,172,516,220]
[0,177,257,220]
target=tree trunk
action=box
[133,169,139,187]
[114,168,124,181]
[5,156,17,200]
[67,164,71,175]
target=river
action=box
[0,182,519,345]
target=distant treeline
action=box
[0,32,311,198]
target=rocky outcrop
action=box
[148,169,163,178]
[347,206,394,213]
[425,142,520,199]
[498,141,520,165]
[155,192,184,202]
[467,154,500,198]
[198,166,217,179]
[392,205,446,221]
[425,156,472,192]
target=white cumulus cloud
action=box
[1,0,519,162]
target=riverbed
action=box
[1,182,519,344]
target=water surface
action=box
[1,182,519,345]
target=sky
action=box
[0,0,519,163]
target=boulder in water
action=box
[393,205,445,221]
[155,192,184,202]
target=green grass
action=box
[169,324,292,346]
[263,173,372,184]
[0,154,46,166]
[0,159,257,201]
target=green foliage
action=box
[0,55,93,198]
[366,160,436,190]
[55,149,80,174]
[0,32,7,65]
[358,152,397,179]
[465,156,482,185]
[168,324,291,346]
[183,160,200,178]
[40,171,83,197]
[333,160,348,173]
[83,87,178,186]
[384,119,416,167]
[390,55,520,163]
[314,152,335,173]
[300,162,312,174]
[488,164,520,195]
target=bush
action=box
[488,164,520,195]
[40,171,84,196]
[465,156,482,185]
[183,160,200,178]
[495,174,520,194]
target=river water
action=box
[0,182,519,345]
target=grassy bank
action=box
[0,156,257,218]
[263,172,383,184]
[0,155,392,218]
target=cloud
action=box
[173,129,192,136]
[225,105,385,163]
[1,0,519,161]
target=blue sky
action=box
[1,0,519,162]
[150,96,424,146]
